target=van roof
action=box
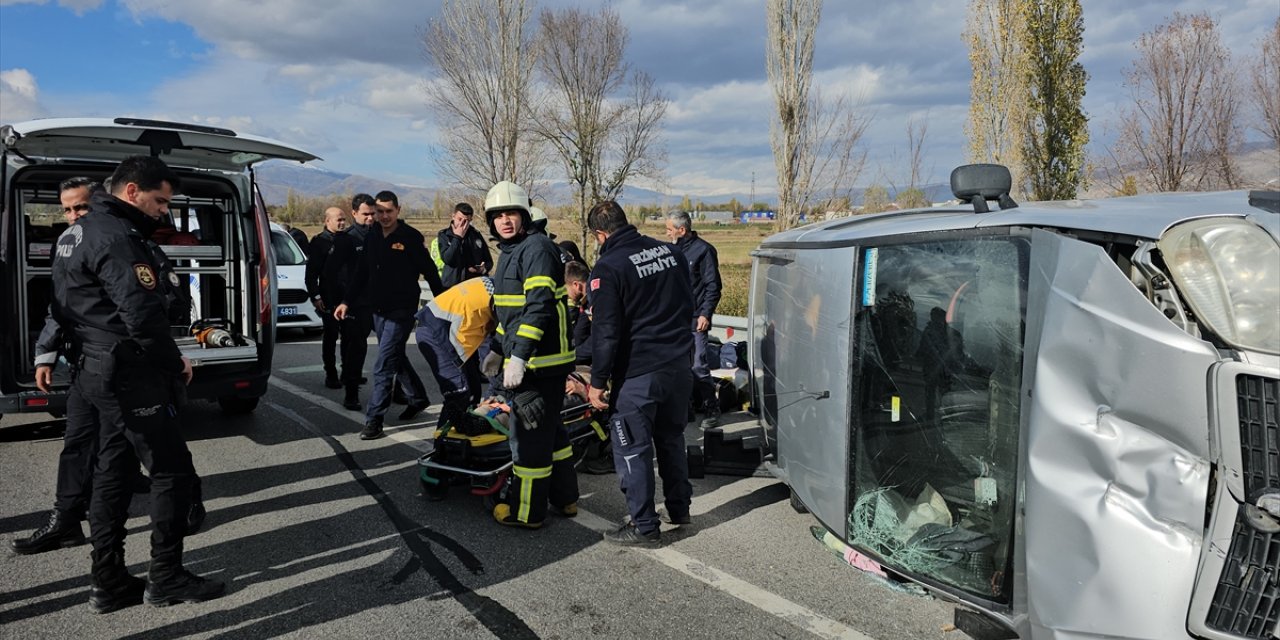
[762,190,1279,248]
[1,117,320,172]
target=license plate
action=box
[278,306,298,317]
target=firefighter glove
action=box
[481,350,503,377]
[513,390,544,430]
[503,355,527,389]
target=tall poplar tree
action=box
[1019,0,1089,200]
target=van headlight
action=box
[1159,217,1280,354]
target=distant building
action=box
[740,210,776,224]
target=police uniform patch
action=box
[590,278,601,291]
[134,264,157,290]
[391,242,405,250]
[168,272,181,287]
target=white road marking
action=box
[279,364,327,373]
[268,373,884,640]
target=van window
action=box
[271,230,306,266]
[850,237,1027,604]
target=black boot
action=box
[360,418,385,440]
[89,549,144,614]
[144,561,226,606]
[11,510,85,555]
[324,368,342,389]
[699,398,721,430]
[343,384,361,411]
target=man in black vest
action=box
[434,202,492,289]
[325,194,377,409]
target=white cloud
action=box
[0,68,44,121]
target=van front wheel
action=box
[217,396,260,415]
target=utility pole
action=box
[749,171,756,210]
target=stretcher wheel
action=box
[420,473,449,501]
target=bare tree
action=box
[1110,12,1240,192]
[533,6,667,247]
[422,0,545,194]
[766,0,870,230]
[1247,19,1280,149]
[964,0,1029,195]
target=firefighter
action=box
[49,156,223,612]
[587,200,695,545]
[482,181,579,528]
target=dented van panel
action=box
[753,178,1280,640]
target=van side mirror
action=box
[951,164,1018,214]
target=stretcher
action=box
[417,392,607,501]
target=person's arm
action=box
[508,245,559,363]
[439,230,465,267]
[305,235,329,302]
[415,233,446,296]
[587,265,621,390]
[697,242,722,320]
[33,306,63,392]
[96,236,184,374]
[477,230,494,275]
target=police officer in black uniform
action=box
[14,178,205,558]
[306,206,349,389]
[325,194,377,409]
[586,200,695,546]
[50,156,223,612]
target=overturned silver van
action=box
[0,118,319,418]
[751,165,1279,640]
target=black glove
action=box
[513,390,545,431]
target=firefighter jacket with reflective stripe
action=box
[588,225,694,389]
[49,191,184,374]
[418,277,494,360]
[492,232,574,379]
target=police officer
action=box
[483,181,579,528]
[50,156,223,612]
[16,178,206,558]
[325,193,377,409]
[432,202,492,290]
[587,200,695,545]
[306,206,350,389]
[665,210,722,428]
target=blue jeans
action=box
[691,324,715,406]
[365,308,429,421]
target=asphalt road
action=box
[0,331,961,639]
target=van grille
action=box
[278,288,309,305]
[1236,375,1279,496]
[1203,374,1280,639]
[1204,511,1280,638]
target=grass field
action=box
[293,216,773,316]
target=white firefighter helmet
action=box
[529,206,549,235]
[484,181,531,236]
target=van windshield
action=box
[850,237,1027,604]
[271,230,306,266]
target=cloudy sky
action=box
[1,0,1276,199]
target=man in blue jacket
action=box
[665,211,722,428]
[589,201,695,545]
[335,190,444,439]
